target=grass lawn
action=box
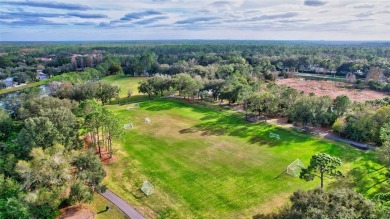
[101,75,145,98]
[0,80,46,95]
[86,194,129,219]
[101,97,388,218]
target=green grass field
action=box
[86,194,129,219]
[100,92,388,218]
[0,80,46,95]
[101,75,145,97]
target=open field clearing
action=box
[102,98,387,218]
[102,75,145,98]
[276,78,389,102]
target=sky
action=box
[0,0,389,41]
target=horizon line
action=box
[1,39,390,43]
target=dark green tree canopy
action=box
[333,95,351,116]
[255,188,377,219]
[300,153,343,188]
[17,117,60,157]
[0,174,31,219]
[108,63,123,75]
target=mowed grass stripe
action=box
[104,98,386,218]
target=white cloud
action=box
[347,3,375,9]
[0,0,389,40]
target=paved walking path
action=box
[270,121,375,150]
[322,133,376,150]
[100,189,145,219]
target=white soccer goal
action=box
[123,123,133,130]
[126,103,140,110]
[145,117,151,124]
[141,181,154,196]
[269,132,281,140]
[286,159,305,177]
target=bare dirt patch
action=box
[83,134,117,163]
[100,148,117,164]
[59,205,94,219]
[276,78,388,102]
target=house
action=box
[36,70,48,80]
[2,77,14,88]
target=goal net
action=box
[141,181,155,196]
[286,159,305,177]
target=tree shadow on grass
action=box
[328,161,389,197]
[143,100,179,111]
[142,98,210,112]
[316,139,381,163]
[132,188,147,200]
[145,99,379,158]
[198,113,222,121]
[97,209,109,214]
[179,114,310,148]
[109,94,150,105]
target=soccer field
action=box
[103,98,386,218]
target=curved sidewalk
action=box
[100,189,146,219]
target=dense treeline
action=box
[0,51,116,88]
[255,188,382,219]
[1,41,389,89]
[0,85,121,218]
[1,41,390,58]
[48,80,120,105]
